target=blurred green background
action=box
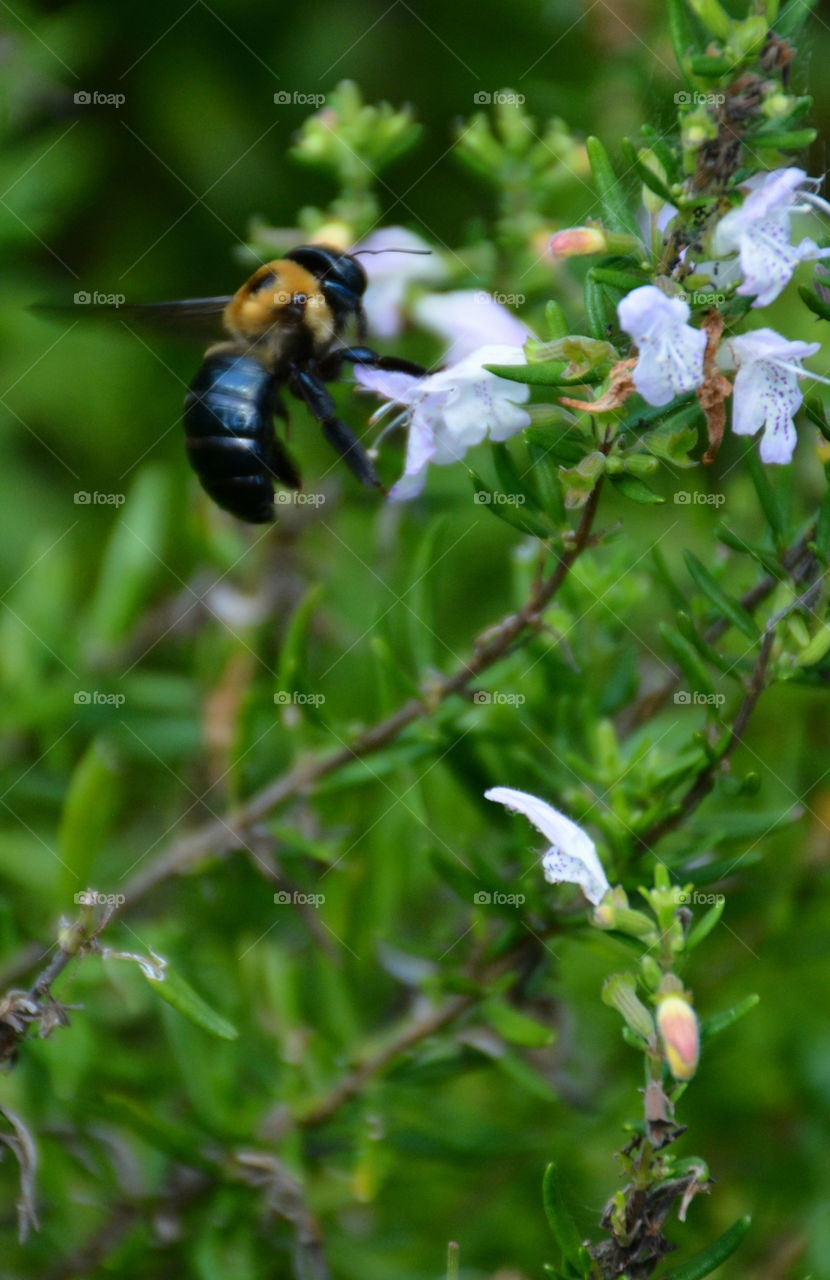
[2,2,830,1277]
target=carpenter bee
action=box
[47,246,428,523]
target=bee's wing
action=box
[33,296,234,343]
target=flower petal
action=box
[413,290,531,363]
[485,786,610,905]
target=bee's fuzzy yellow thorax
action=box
[224,259,336,351]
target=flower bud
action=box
[657,994,700,1081]
[549,226,608,258]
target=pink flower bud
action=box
[657,995,700,1081]
[548,226,608,258]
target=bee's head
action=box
[283,245,368,334]
[224,259,336,347]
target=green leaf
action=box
[621,137,675,204]
[700,994,759,1041]
[491,443,543,512]
[542,1162,586,1273]
[804,396,830,442]
[526,435,566,526]
[715,525,780,576]
[752,128,817,151]
[675,611,735,675]
[407,516,450,672]
[485,1000,556,1048]
[659,623,717,696]
[468,469,554,537]
[589,265,647,292]
[104,1094,216,1172]
[683,552,760,640]
[662,1215,751,1280]
[584,272,612,341]
[484,361,602,388]
[493,1050,558,1102]
[85,464,171,651]
[668,0,707,77]
[687,53,737,76]
[809,483,830,560]
[58,737,122,896]
[545,300,569,340]
[609,474,664,504]
[799,283,830,323]
[586,136,639,238]
[685,0,732,41]
[277,582,324,704]
[745,447,787,545]
[144,964,239,1040]
[775,0,818,39]
[685,897,725,949]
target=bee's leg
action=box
[288,369,382,489]
[264,431,303,490]
[264,392,302,489]
[319,346,428,379]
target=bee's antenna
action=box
[351,247,433,256]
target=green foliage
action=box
[2,2,830,1278]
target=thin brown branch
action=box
[637,626,776,851]
[120,479,606,907]
[620,530,814,733]
[296,991,475,1129]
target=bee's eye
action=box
[294,293,308,307]
[249,270,277,295]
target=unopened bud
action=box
[549,226,608,258]
[602,972,655,1042]
[657,994,699,1081]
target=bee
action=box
[45,245,428,523]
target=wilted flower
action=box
[484,786,611,905]
[355,226,445,340]
[711,168,830,308]
[723,328,823,464]
[656,994,700,1082]
[356,345,531,500]
[617,285,707,406]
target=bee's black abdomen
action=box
[183,353,282,523]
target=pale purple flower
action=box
[412,289,532,363]
[484,786,611,905]
[711,168,830,308]
[723,328,823,464]
[617,285,706,406]
[356,344,531,500]
[355,227,445,340]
